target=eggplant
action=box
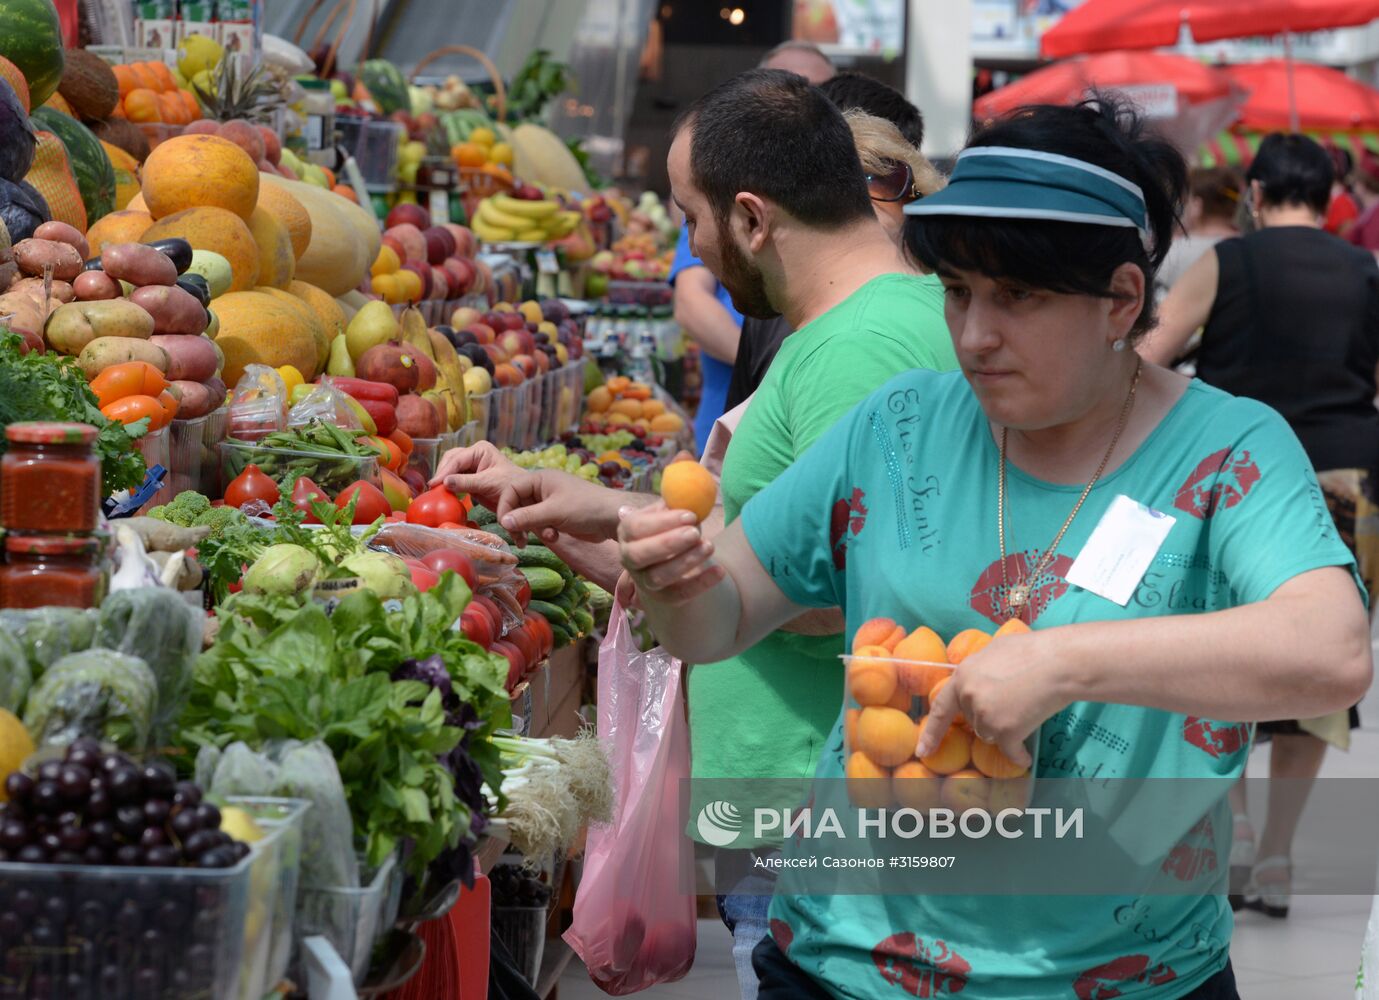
[176,274,211,307]
[144,238,192,274]
[82,256,103,272]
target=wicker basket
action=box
[291,0,360,80]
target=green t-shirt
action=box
[739,371,1360,998]
[688,273,957,847]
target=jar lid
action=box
[5,534,104,556]
[5,422,99,446]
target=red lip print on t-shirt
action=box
[1182,716,1251,759]
[830,488,869,570]
[969,551,1075,626]
[871,932,970,996]
[1072,954,1177,999]
[1161,815,1219,882]
[1172,449,1261,520]
[769,919,794,955]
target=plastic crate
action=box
[606,280,673,308]
[468,393,491,442]
[512,377,542,451]
[454,420,481,449]
[169,407,229,498]
[294,852,402,986]
[220,441,380,499]
[228,796,310,1000]
[487,386,519,448]
[0,803,298,1000]
[491,906,547,985]
[354,120,405,189]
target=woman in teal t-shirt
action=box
[616,98,1372,1000]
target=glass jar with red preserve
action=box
[0,534,108,609]
[1,422,102,534]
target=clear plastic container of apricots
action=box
[841,617,1039,816]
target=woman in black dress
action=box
[1143,132,1379,918]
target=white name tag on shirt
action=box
[1065,494,1176,606]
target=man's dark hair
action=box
[1248,133,1334,215]
[673,69,873,230]
[819,71,924,149]
[905,95,1187,343]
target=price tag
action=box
[536,250,560,275]
[428,189,449,227]
[1065,494,1176,606]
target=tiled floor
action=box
[560,671,1379,999]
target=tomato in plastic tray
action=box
[367,523,526,632]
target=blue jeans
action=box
[715,854,779,1000]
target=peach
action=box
[994,617,1032,639]
[940,768,991,816]
[847,648,898,707]
[856,707,919,767]
[926,674,967,727]
[853,617,903,653]
[918,717,971,775]
[846,752,892,810]
[892,760,943,811]
[972,738,1029,780]
[946,628,992,664]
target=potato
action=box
[46,300,155,356]
[0,289,52,342]
[150,335,217,382]
[13,239,83,281]
[33,221,89,260]
[77,337,169,379]
[170,379,219,419]
[130,285,207,336]
[73,271,121,301]
[0,260,16,290]
[101,242,177,287]
[206,336,224,375]
[9,277,74,303]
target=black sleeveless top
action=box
[1196,227,1379,472]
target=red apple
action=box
[442,257,476,297]
[444,224,478,259]
[386,203,430,230]
[428,266,451,300]
[482,343,508,366]
[424,226,456,262]
[512,354,539,379]
[401,262,432,300]
[387,224,428,263]
[497,330,527,359]
[256,125,282,165]
[381,234,406,261]
[465,322,496,345]
[501,313,526,333]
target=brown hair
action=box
[1189,166,1241,223]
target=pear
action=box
[400,308,435,359]
[327,334,356,377]
[462,366,492,396]
[345,300,398,361]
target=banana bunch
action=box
[473,192,582,244]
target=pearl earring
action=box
[1112,338,1127,352]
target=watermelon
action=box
[0,177,49,242]
[0,0,64,109]
[0,77,35,182]
[359,59,409,116]
[30,105,115,223]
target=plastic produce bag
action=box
[228,365,288,443]
[288,384,363,432]
[0,608,99,678]
[563,600,696,993]
[0,628,31,713]
[23,650,158,749]
[199,740,360,890]
[95,587,201,735]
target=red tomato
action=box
[460,606,494,649]
[405,485,467,527]
[421,549,478,590]
[524,611,553,656]
[491,640,524,689]
[507,623,539,665]
[224,464,280,509]
[291,476,328,523]
[471,594,505,629]
[514,575,531,609]
[336,481,391,524]
[409,563,441,591]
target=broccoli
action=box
[148,491,212,526]
[191,505,246,539]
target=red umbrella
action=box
[1225,60,1379,130]
[1042,0,1379,59]
[974,51,1235,121]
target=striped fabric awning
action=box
[1198,129,1379,166]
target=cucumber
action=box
[516,545,565,572]
[480,523,514,545]
[470,505,497,526]
[529,599,569,626]
[571,607,594,635]
[585,582,613,615]
[519,566,565,599]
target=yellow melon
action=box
[254,182,312,260]
[289,280,348,344]
[100,141,141,211]
[259,174,376,295]
[213,291,319,386]
[247,208,295,289]
[86,209,152,253]
[142,206,259,292]
[140,133,259,220]
[255,286,328,375]
[126,191,146,213]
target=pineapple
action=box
[192,56,284,124]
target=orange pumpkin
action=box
[156,91,185,125]
[111,64,135,99]
[128,63,161,93]
[177,89,200,121]
[148,62,177,93]
[122,88,161,123]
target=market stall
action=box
[0,1,701,995]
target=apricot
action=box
[856,707,919,767]
[988,776,1030,814]
[886,685,914,712]
[586,385,612,413]
[894,626,949,695]
[994,617,1031,639]
[605,375,630,395]
[972,738,1030,780]
[660,459,717,523]
[640,399,666,418]
[946,628,992,664]
[846,752,893,810]
[844,708,859,748]
[926,674,967,727]
[940,768,991,816]
[650,413,685,433]
[918,717,971,775]
[606,411,632,426]
[610,398,643,418]
[847,648,898,707]
[892,760,943,811]
[852,617,903,653]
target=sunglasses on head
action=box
[867,161,918,203]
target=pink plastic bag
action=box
[563,600,696,994]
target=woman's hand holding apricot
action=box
[618,502,725,604]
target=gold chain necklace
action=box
[997,357,1143,620]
